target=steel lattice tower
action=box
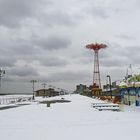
[86,43,107,95]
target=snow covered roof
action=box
[119,81,127,88]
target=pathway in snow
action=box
[0,94,140,140]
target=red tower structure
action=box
[86,43,107,96]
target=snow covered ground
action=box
[0,94,140,140]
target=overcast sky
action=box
[0,0,140,93]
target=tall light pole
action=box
[42,83,46,97]
[107,75,112,99]
[0,68,5,88]
[30,80,37,100]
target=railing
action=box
[92,103,120,111]
[0,97,32,105]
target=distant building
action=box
[118,74,140,106]
[76,84,91,96]
[76,84,87,94]
[120,87,140,106]
[36,88,59,97]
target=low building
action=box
[36,88,59,97]
[76,84,87,94]
[120,87,140,106]
[76,84,91,96]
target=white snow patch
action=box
[0,94,140,140]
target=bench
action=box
[92,103,120,111]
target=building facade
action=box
[120,87,140,106]
[36,88,59,97]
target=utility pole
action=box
[42,83,46,97]
[30,80,37,100]
[0,68,5,88]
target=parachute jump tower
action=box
[86,43,108,96]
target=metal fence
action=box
[0,97,32,105]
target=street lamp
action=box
[30,80,37,100]
[106,75,112,99]
[0,68,5,88]
[42,83,47,97]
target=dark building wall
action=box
[76,84,86,94]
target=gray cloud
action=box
[0,33,70,70]
[101,57,129,67]
[35,36,71,50]
[99,44,140,68]
[39,56,68,67]
[0,38,41,67]
[0,0,78,28]
[0,56,16,67]
[124,46,140,65]
[9,66,39,77]
[82,0,133,20]
[0,0,42,27]
[11,43,41,59]
[115,34,136,40]
[40,70,90,83]
[40,11,77,27]
[89,6,109,19]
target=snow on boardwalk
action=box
[0,94,140,140]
